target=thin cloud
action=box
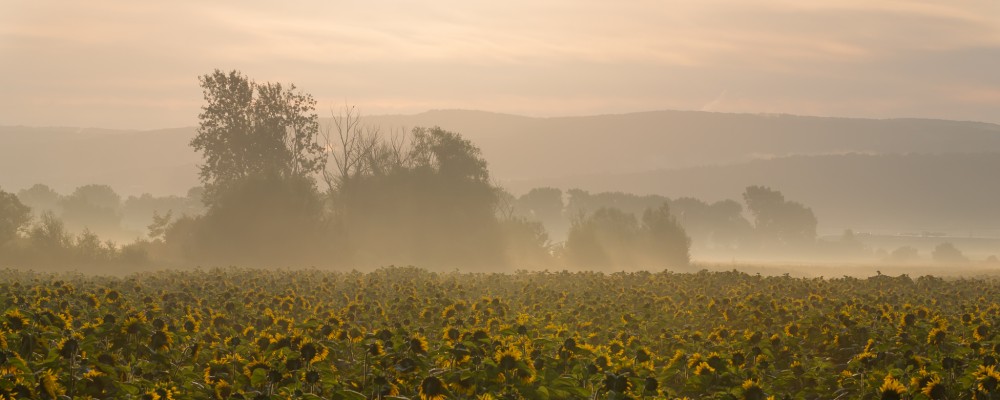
[0,0,997,129]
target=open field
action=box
[2,266,1000,399]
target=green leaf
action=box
[536,385,551,400]
[250,367,268,387]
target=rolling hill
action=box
[3,109,999,235]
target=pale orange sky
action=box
[1,0,998,129]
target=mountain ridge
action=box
[3,108,999,196]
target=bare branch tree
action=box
[322,104,409,193]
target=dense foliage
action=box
[2,267,1000,399]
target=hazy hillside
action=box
[0,125,199,195]
[3,110,1000,237]
[368,110,1000,182]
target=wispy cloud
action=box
[0,0,997,128]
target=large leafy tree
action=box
[191,69,325,200]
[172,70,327,265]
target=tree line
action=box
[0,69,971,271]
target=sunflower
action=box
[442,326,461,343]
[122,315,146,335]
[148,384,179,400]
[975,364,1000,393]
[57,337,79,359]
[410,333,429,355]
[495,345,523,371]
[927,328,946,345]
[182,315,200,333]
[694,361,716,376]
[603,372,632,393]
[213,380,232,400]
[37,369,65,399]
[784,323,800,337]
[4,310,28,331]
[974,324,989,341]
[150,330,172,351]
[643,376,658,394]
[742,379,767,400]
[449,375,476,396]
[879,375,907,400]
[419,376,449,400]
[920,375,946,399]
[368,341,384,357]
[372,375,400,397]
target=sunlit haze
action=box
[2,0,998,129]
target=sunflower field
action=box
[1,266,1000,399]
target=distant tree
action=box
[640,203,691,267]
[122,191,204,238]
[565,203,690,270]
[516,187,563,224]
[932,242,968,264]
[670,197,753,251]
[742,185,817,247]
[16,184,61,216]
[0,188,32,246]
[191,69,325,201]
[500,217,552,268]
[706,199,754,250]
[565,207,639,269]
[27,212,72,256]
[565,189,668,219]
[889,246,920,263]
[147,210,173,242]
[59,184,123,235]
[837,229,867,254]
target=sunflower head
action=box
[38,369,65,399]
[150,330,171,351]
[213,380,232,400]
[919,375,946,399]
[419,376,449,400]
[4,310,28,331]
[927,328,946,345]
[410,334,429,355]
[879,375,907,400]
[976,364,1000,393]
[57,337,79,359]
[495,346,523,371]
[694,361,716,376]
[742,379,767,400]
